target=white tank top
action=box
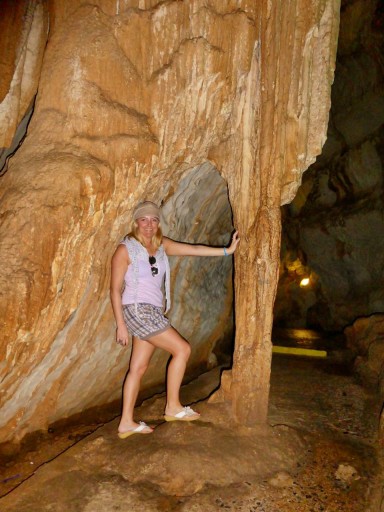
[119,237,171,312]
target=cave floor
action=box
[0,351,382,512]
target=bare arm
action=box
[163,231,240,257]
[110,244,130,346]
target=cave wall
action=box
[0,0,48,173]
[275,0,384,331]
[0,0,339,443]
[162,163,234,367]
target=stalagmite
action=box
[210,0,340,424]
[0,0,339,445]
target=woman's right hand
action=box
[116,324,129,346]
[227,231,240,254]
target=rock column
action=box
[211,0,340,424]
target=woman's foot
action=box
[164,406,200,422]
[117,421,153,439]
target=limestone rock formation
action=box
[345,314,384,390]
[0,0,339,445]
[275,0,384,330]
[344,312,384,441]
[162,163,234,365]
[0,0,48,173]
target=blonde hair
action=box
[127,219,163,250]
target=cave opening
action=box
[273,0,384,362]
[161,161,235,369]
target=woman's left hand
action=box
[227,231,240,255]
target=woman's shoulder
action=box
[112,243,130,265]
[120,236,146,259]
[121,235,138,248]
[161,236,170,249]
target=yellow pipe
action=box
[272,346,327,358]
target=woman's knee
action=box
[177,341,191,361]
[129,362,149,379]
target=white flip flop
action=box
[117,421,153,439]
[164,406,200,422]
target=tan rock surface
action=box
[210,0,340,423]
[0,0,48,152]
[0,0,339,444]
[0,357,378,511]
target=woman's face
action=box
[136,216,159,240]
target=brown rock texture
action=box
[345,313,384,390]
[210,0,340,424]
[344,312,384,443]
[0,0,48,168]
[0,359,379,511]
[0,0,339,444]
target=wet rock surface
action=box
[0,350,380,511]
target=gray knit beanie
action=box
[133,201,160,220]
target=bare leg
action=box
[148,327,196,416]
[118,337,155,434]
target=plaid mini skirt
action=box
[122,303,171,340]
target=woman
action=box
[110,201,239,438]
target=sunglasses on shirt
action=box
[149,256,158,277]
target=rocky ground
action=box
[0,349,382,512]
